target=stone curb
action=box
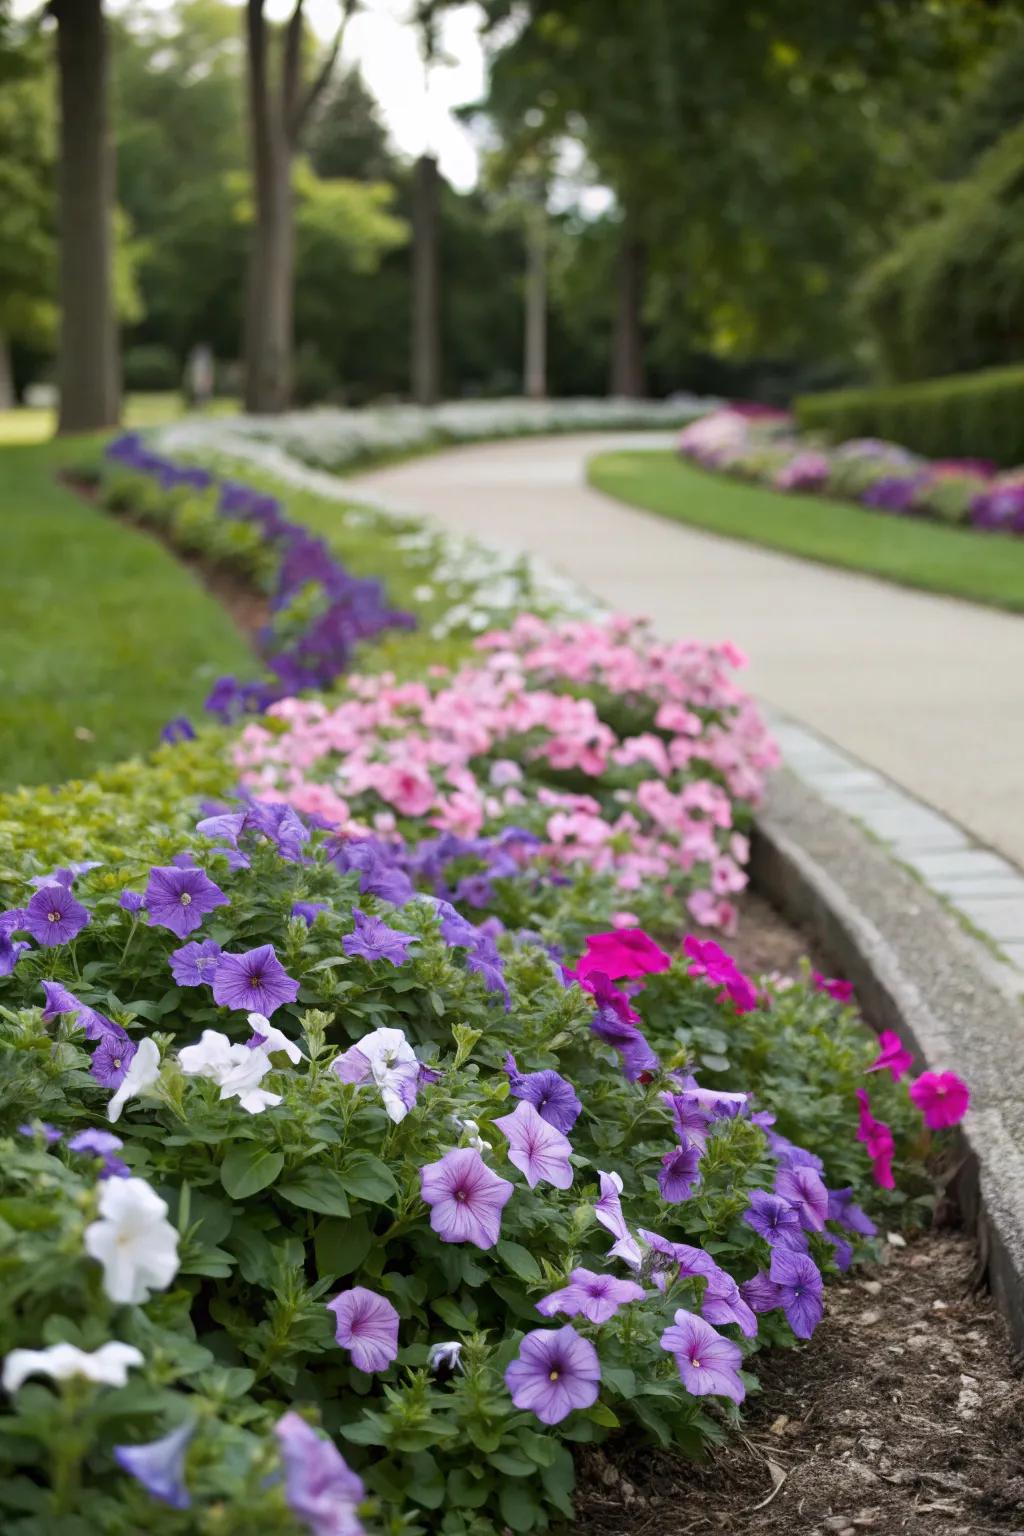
[752,767,1024,1351]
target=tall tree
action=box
[0,17,55,408]
[50,0,119,433]
[244,0,351,414]
[410,151,441,404]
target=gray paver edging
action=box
[751,767,1024,1349]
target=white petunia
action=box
[3,1340,144,1393]
[428,1340,463,1374]
[247,1012,304,1064]
[107,1037,161,1124]
[332,1025,421,1123]
[83,1178,180,1304]
[178,1028,283,1115]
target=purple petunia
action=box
[114,1419,195,1509]
[343,908,414,967]
[212,944,299,1017]
[769,1248,824,1338]
[590,1004,659,1082]
[39,979,80,1023]
[464,934,511,1007]
[144,866,228,940]
[739,1269,784,1315]
[593,1170,642,1269]
[827,1186,877,1238]
[504,1325,601,1425]
[22,885,90,946]
[67,1129,130,1179]
[658,1143,703,1203]
[660,1309,746,1404]
[0,928,28,975]
[536,1268,645,1325]
[169,939,223,989]
[292,900,328,927]
[419,1146,514,1250]
[119,890,147,914]
[91,1031,138,1089]
[274,1411,365,1536]
[18,1121,62,1144]
[493,1100,574,1190]
[503,1053,582,1134]
[743,1190,806,1251]
[775,1164,829,1233]
[327,1286,400,1374]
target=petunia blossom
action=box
[22,884,90,946]
[908,1070,970,1130]
[327,1287,400,1374]
[144,865,228,940]
[660,1309,745,1404]
[212,944,299,1017]
[83,1176,180,1304]
[107,1037,161,1123]
[114,1420,195,1509]
[247,1012,304,1063]
[2,1341,144,1394]
[342,908,414,967]
[812,971,854,1004]
[658,1142,703,1203]
[178,1030,282,1114]
[827,1186,877,1238]
[493,1099,574,1190]
[419,1146,513,1249]
[503,1052,582,1133]
[274,1411,365,1536]
[575,928,671,982]
[332,1026,423,1122]
[504,1325,601,1425]
[768,1248,824,1339]
[169,939,223,989]
[68,1129,129,1179]
[774,1165,829,1233]
[855,1087,896,1188]
[743,1190,806,1251]
[866,1029,914,1081]
[593,1170,643,1269]
[536,1268,645,1325]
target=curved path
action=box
[352,431,1024,872]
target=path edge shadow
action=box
[752,767,1024,1351]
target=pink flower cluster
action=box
[231,617,779,928]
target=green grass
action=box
[0,393,239,447]
[0,438,253,789]
[588,450,1024,612]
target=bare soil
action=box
[575,1233,1024,1536]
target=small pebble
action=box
[886,1232,907,1248]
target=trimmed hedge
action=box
[795,363,1024,467]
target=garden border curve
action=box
[752,767,1024,1349]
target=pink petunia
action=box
[866,1029,914,1082]
[493,1100,574,1190]
[855,1088,896,1189]
[812,972,854,1004]
[908,1071,970,1130]
[574,929,672,983]
[326,1286,399,1374]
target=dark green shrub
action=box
[796,364,1024,467]
[123,344,181,393]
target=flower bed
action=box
[678,406,1024,535]
[163,395,714,478]
[0,444,969,1536]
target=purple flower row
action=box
[104,434,415,737]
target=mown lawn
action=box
[589,449,1024,612]
[0,393,239,447]
[0,439,252,789]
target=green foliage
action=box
[0,441,252,791]
[588,449,1024,613]
[123,345,181,394]
[796,364,1024,466]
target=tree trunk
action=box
[411,154,441,405]
[610,231,647,398]
[53,0,119,434]
[0,336,15,412]
[523,207,547,400]
[246,143,294,414]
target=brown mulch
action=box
[720,888,827,980]
[574,1233,1024,1535]
[61,471,270,647]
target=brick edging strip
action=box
[752,767,1024,1350]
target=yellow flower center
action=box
[548,1369,560,1382]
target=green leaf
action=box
[447,1467,492,1508]
[700,1052,730,1072]
[407,1451,446,1509]
[540,1444,576,1515]
[451,1022,481,1068]
[277,1167,351,1217]
[314,1215,372,1279]
[339,1153,398,1204]
[488,1449,534,1477]
[219,1145,284,1200]
[499,1480,540,1531]
[432,1296,476,1331]
[584,1401,619,1428]
[339,1415,389,1447]
[496,1241,541,1282]
[602,1364,636,1397]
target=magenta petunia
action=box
[866,1029,914,1081]
[774,1165,829,1233]
[504,1325,601,1425]
[145,866,228,940]
[812,971,854,1004]
[493,1099,574,1190]
[660,1308,745,1404]
[23,885,90,946]
[855,1088,896,1189]
[419,1146,513,1249]
[536,1268,645,1325]
[326,1286,400,1374]
[908,1070,970,1130]
[212,944,299,1017]
[575,928,671,982]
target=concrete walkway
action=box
[352,431,1024,873]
